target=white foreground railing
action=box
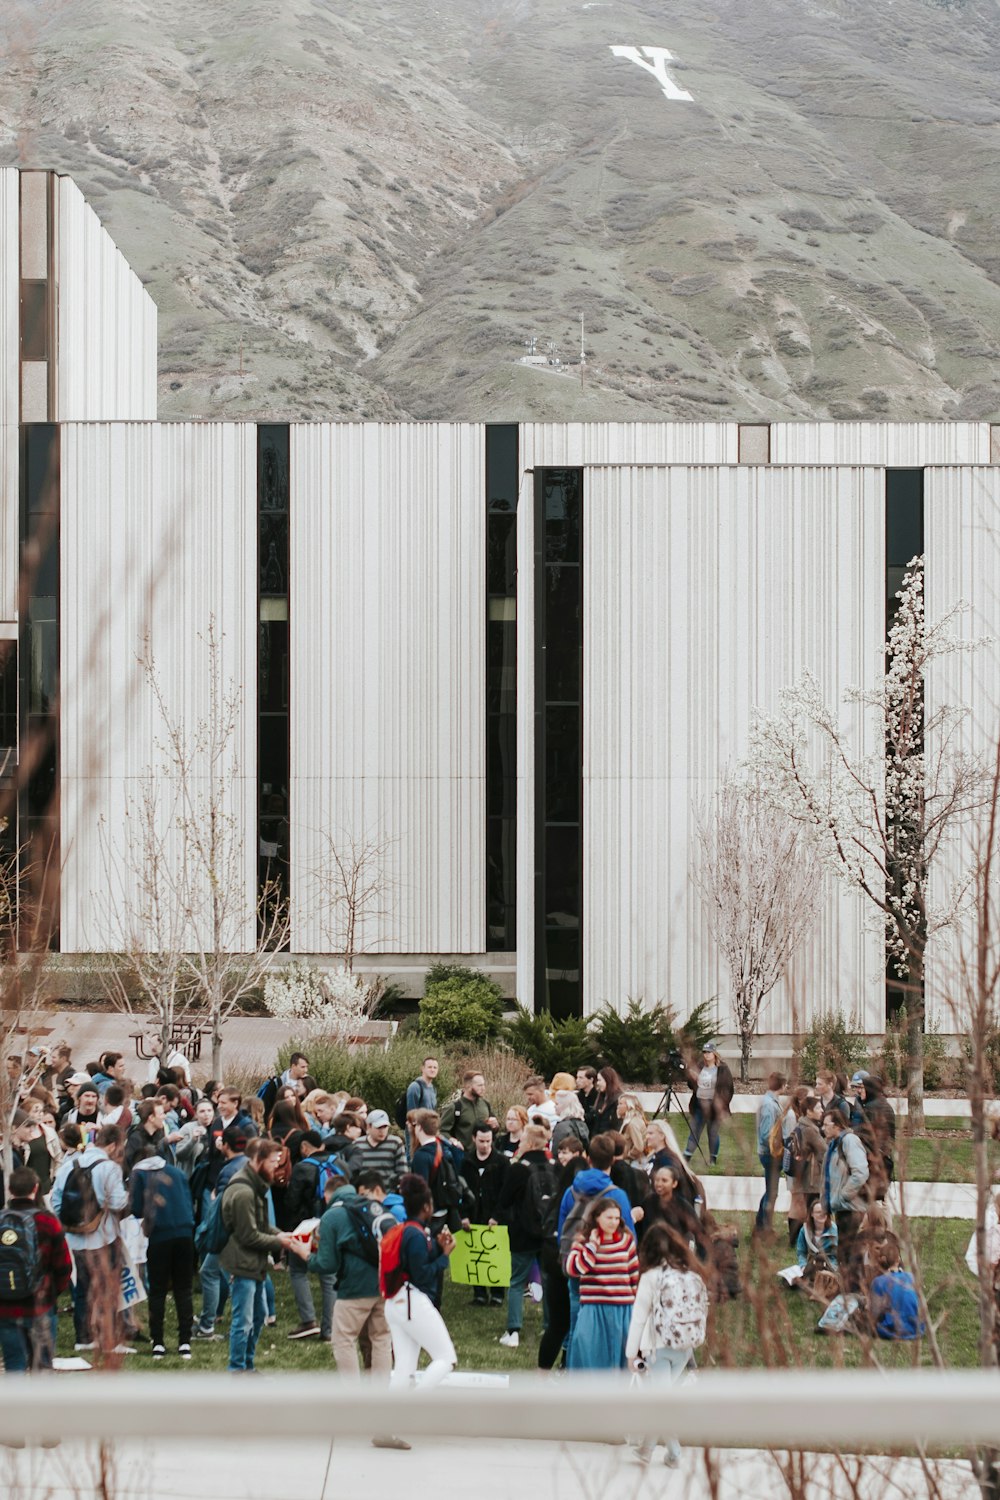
[1,1371,998,1450]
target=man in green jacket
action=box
[308,1169,394,1376]
[220,1136,308,1371]
[439,1071,497,1151]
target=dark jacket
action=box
[551,1117,589,1153]
[610,1159,647,1208]
[308,1184,393,1299]
[396,1220,448,1300]
[123,1124,175,1179]
[219,1164,284,1281]
[461,1146,509,1223]
[0,1199,72,1318]
[206,1111,257,1189]
[129,1163,195,1244]
[791,1118,826,1197]
[279,1154,324,1230]
[411,1137,468,1228]
[439,1092,494,1151]
[496,1149,552,1253]
[686,1060,734,1119]
[589,1097,620,1137]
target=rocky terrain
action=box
[1,0,998,421]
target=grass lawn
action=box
[664,1113,992,1184]
[72,1216,980,1376]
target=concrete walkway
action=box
[702,1174,980,1219]
[0,1438,979,1500]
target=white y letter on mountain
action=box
[609,46,694,102]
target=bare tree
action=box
[100,622,289,1078]
[750,558,984,1129]
[696,775,820,1083]
[309,827,393,973]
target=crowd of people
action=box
[0,1037,944,1457]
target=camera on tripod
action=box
[660,1045,687,1084]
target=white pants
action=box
[384,1285,457,1390]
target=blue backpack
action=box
[194,1188,231,1257]
[314,1157,348,1216]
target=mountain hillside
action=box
[2,0,999,421]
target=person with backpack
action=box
[439,1071,496,1151]
[462,1123,509,1306]
[281,1131,339,1341]
[379,1172,457,1394]
[627,1224,709,1468]
[0,1166,72,1373]
[868,1233,926,1341]
[219,1136,310,1372]
[308,1168,394,1378]
[820,1108,871,1290]
[400,1056,438,1150]
[129,1155,196,1359]
[50,1122,129,1354]
[855,1074,896,1201]
[754,1072,786,1234]
[410,1109,469,1242]
[495,1124,553,1349]
[564,1195,639,1369]
[537,1135,587,1370]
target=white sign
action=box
[610,46,694,102]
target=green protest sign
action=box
[449,1224,512,1288]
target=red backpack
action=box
[379,1221,411,1299]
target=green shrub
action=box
[798,1011,869,1083]
[878,1009,950,1093]
[962,1029,1000,1094]
[275,1035,456,1117]
[589,997,677,1085]
[678,1000,717,1055]
[420,966,505,1047]
[502,1005,594,1077]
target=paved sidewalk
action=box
[702,1174,980,1219]
[0,1437,978,1500]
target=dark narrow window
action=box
[534,468,582,1017]
[257,425,290,943]
[19,424,59,948]
[885,468,924,1023]
[20,280,49,362]
[486,424,518,952]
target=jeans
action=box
[146,1236,195,1347]
[264,1274,275,1320]
[685,1101,720,1162]
[505,1249,538,1334]
[197,1252,229,1331]
[634,1346,691,1463]
[289,1258,336,1337]
[0,1313,55,1373]
[228,1276,266,1371]
[756,1152,782,1231]
[567,1276,581,1363]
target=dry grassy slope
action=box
[0,0,998,420]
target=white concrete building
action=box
[3,168,999,1042]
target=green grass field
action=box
[664,1113,991,1185]
[72,1215,979,1376]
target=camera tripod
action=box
[650,1077,713,1169]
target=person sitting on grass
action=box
[795,1200,838,1295]
[869,1234,926,1341]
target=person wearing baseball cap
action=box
[848,1072,872,1130]
[683,1041,734,1166]
[348,1108,406,1191]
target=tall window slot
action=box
[534,468,583,1017]
[486,425,518,952]
[885,468,924,1023]
[257,425,290,942]
[19,424,60,947]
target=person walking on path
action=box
[219,1136,309,1371]
[684,1043,733,1165]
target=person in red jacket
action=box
[0,1165,73,1373]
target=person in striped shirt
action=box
[348,1111,407,1190]
[564,1195,639,1370]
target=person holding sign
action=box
[379,1174,457,1395]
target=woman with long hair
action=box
[590,1067,624,1136]
[627,1224,709,1468]
[615,1093,648,1162]
[382,1173,457,1391]
[563,1195,639,1369]
[538,1135,587,1371]
[634,1164,702,1250]
[496,1105,529,1158]
[269,1097,310,1142]
[683,1042,733,1167]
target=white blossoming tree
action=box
[749,558,983,1129]
[263,959,383,1044]
[696,776,821,1082]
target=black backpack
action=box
[58,1159,102,1234]
[393,1092,409,1130]
[520,1160,558,1241]
[339,1198,380,1267]
[429,1143,463,1211]
[0,1208,40,1301]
